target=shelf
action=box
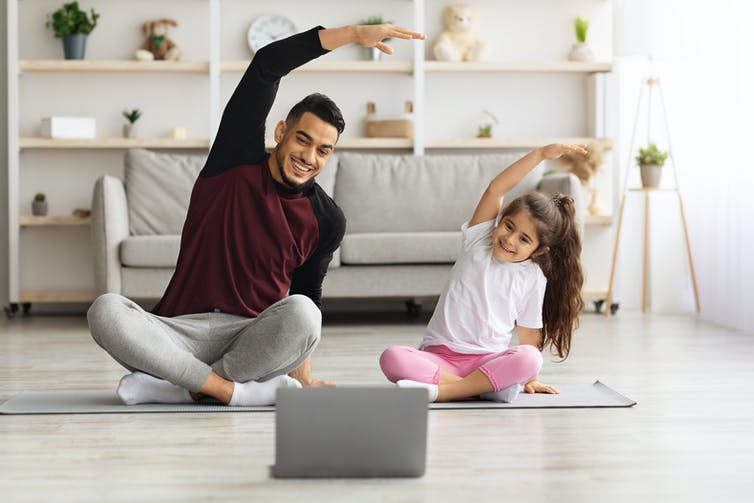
[20,216,90,227]
[18,291,98,303]
[21,137,612,151]
[584,214,612,226]
[222,60,413,74]
[19,60,209,73]
[628,188,678,192]
[425,137,613,150]
[424,61,613,73]
[19,60,611,75]
[19,138,210,150]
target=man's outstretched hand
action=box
[355,24,426,54]
[288,356,335,387]
[319,24,426,53]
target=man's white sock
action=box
[396,379,439,402]
[229,375,302,406]
[480,383,524,403]
[117,372,193,405]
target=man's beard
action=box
[275,149,313,191]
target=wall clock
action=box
[247,15,298,53]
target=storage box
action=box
[365,101,413,139]
[40,117,96,139]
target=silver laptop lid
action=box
[274,387,428,478]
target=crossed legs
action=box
[380,344,543,402]
[87,293,321,405]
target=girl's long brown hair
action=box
[501,191,584,358]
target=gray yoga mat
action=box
[0,381,634,415]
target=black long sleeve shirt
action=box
[153,27,346,317]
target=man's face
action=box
[271,112,338,190]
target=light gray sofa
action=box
[91,149,583,302]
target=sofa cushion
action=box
[120,235,181,267]
[330,247,341,268]
[334,153,543,233]
[340,232,462,265]
[125,149,205,236]
[313,154,338,198]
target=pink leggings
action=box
[379,344,542,392]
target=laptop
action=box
[273,387,428,478]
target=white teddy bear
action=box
[433,4,486,62]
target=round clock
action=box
[247,15,298,54]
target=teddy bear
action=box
[134,18,181,61]
[433,4,486,62]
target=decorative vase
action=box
[640,163,662,188]
[568,42,594,62]
[587,184,604,215]
[32,200,48,216]
[365,46,382,62]
[123,123,137,138]
[62,34,87,60]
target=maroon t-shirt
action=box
[153,27,345,317]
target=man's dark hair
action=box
[286,93,345,136]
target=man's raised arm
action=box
[318,24,425,53]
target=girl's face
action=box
[492,210,541,263]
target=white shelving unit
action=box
[4,0,615,309]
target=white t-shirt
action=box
[421,219,547,354]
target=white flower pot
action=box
[640,164,662,188]
[123,123,138,138]
[365,47,382,61]
[568,42,594,62]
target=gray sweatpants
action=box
[87,293,321,392]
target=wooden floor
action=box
[1,308,753,502]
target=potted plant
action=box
[46,2,99,60]
[635,143,669,188]
[32,193,48,216]
[360,16,392,61]
[476,110,499,138]
[568,16,594,62]
[122,109,142,138]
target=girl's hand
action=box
[524,380,560,394]
[539,143,587,160]
[354,24,426,54]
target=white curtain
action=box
[615,0,754,332]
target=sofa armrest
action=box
[91,175,129,294]
[537,173,586,225]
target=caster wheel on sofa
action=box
[405,300,422,320]
[4,303,19,319]
[593,299,604,314]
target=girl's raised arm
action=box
[469,144,587,226]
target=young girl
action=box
[380,144,586,402]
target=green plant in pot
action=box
[476,110,499,138]
[122,109,142,138]
[635,143,669,188]
[46,2,99,60]
[360,16,392,61]
[32,193,48,216]
[568,16,594,62]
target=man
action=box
[87,23,426,406]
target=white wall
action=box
[1,2,9,307]
[12,0,614,300]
